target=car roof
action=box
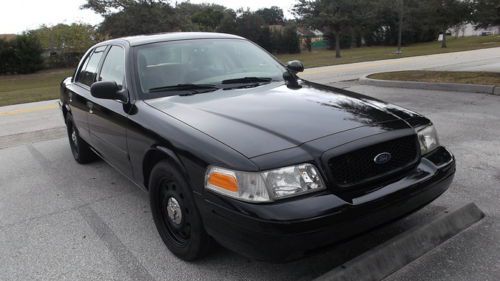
[97,32,245,47]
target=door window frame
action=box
[74,45,109,90]
[97,45,127,90]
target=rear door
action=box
[67,46,107,141]
[87,45,133,176]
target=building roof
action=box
[296,27,314,37]
[311,29,324,36]
[296,27,324,37]
[0,34,17,41]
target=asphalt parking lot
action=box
[1,83,499,281]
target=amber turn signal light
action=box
[207,172,239,192]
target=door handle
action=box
[87,101,94,114]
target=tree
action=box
[0,39,16,74]
[233,10,266,43]
[473,0,500,29]
[175,2,228,31]
[190,4,226,31]
[431,0,473,48]
[363,0,441,46]
[97,1,186,37]
[215,9,299,54]
[0,33,43,74]
[305,37,312,52]
[34,24,97,53]
[32,24,98,67]
[282,25,301,54]
[79,1,306,55]
[82,0,152,15]
[255,6,285,25]
[258,26,274,52]
[372,0,414,53]
[270,30,284,53]
[396,0,404,54]
[82,0,189,37]
[294,0,359,58]
[217,10,238,34]
[14,32,44,73]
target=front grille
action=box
[328,135,419,188]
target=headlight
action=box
[205,164,325,203]
[417,125,440,155]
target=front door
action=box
[87,45,133,176]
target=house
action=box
[449,24,500,37]
[296,27,327,50]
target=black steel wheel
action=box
[149,160,213,260]
[65,114,95,164]
[160,179,191,246]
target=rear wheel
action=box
[149,160,212,260]
[65,114,95,164]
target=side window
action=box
[99,46,125,87]
[77,46,106,87]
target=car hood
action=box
[145,81,420,158]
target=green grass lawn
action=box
[276,35,500,68]
[369,71,500,86]
[0,69,73,106]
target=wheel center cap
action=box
[71,130,77,145]
[166,197,182,225]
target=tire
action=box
[149,160,213,261]
[65,114,95,164]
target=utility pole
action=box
[396,0,404,54]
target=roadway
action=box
[300,47,500,83]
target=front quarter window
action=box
[135,39,286,96]
[99,46,126,87]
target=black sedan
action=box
[59,32,455,261]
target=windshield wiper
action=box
[221,77,273,85]
[149,84,219,93]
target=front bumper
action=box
[198,147,455,261]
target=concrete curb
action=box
[360,75,499,95]
[314,202,485,281]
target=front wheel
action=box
[149,161,213,261]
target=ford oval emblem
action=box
[374,152,392,164]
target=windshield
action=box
[135,39,286,96]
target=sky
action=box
[0,0,297,34]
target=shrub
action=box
[0,33,43,74]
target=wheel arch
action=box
[142,146,187,190]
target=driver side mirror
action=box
[90,81,127,102]
[286,60,304,74]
